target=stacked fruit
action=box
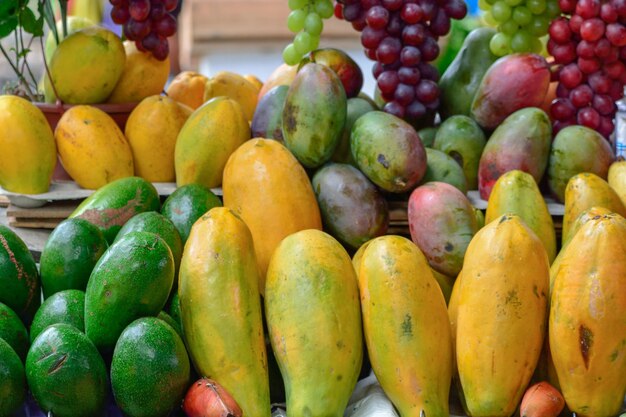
[333,0,467,121]
[548,0,626,137]
[109,0,179,60]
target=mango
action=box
[478,107,552,200]
[107,41,170,104]
[244,74,264,92]
[258,63,298,99]
[282,62,347,168]
[166,71,209,110]
[470,53,551,130]
[351,111,427,193]
[421,148,468,193]
[408,182,478,277]
[44,16,95,63]
[608,160,626,206]
[358,235,452,417]
[418,126,438,148]
[44,26,125,104]
[550,213,626,417]
[308,47,363,98]
[433,115,486,190]
[455,214,549,417]
[312,163,389,249]
[486,170,557,262]
[250,85,289,142]
[55,105,134,190]
[265,230,362,417]
[125,95,192,182]
[175,97,250,188]
[203,71,259,121]
[222,139,322,292]
[0,95,56,194]
[332,97,377,164]
[439,27,498,119]
[562,173,626,243]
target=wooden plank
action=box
[7,201,78,219]
[0,196,9,208]
[8,217,60,229]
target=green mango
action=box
[439,27,498,119]
[417,126,438,148]
[332,97,377,164]
[420,148,468,193]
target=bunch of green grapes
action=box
[283,0,335,65]
[479,0,562,55]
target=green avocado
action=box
[0,302,29,362]
[30,289,85,343]
[0,338,25,417]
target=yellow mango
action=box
[562,173,626,244]
[608,160,626,206]
[550,213,626,417]
[107,41,170,104]
[55,105,133,189]
[222,139,322,293]
[486,169,557,262]
[175,97,249,188]
[244,74,263,93]
[203,71,258,121]
[44,26,125,104]
[455,214,549,417]
[165,71,208,110]
[0,96,56,194]
[125,95,192,182]
[358,235,452,417]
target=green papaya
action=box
[421,148,468,193]
[439,27,498,119]
[0,338,25,417]
[282,62,347,168]
[39,217,108,299]
[30,289,85,343]
[0,225,40,324]
[160,183,222,244]
[26,323,108,417]
[0,302,29,362]
[85,231,174,353]
[70,176,161,243]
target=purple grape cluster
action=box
[334,0,467,121]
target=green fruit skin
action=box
[439,27,498,119]
[114,211,183,285]
[0,225,40,325]
[251,85,289,142]
[85,231,174,353]
[26,323,107,417]
[160,183,222,244]
[478,107,552,201]
[0,338,25,417]
[418,126,438,148]
[332,97,377,164]
[433,115,486,190]
[351,111,427,193]
[282,62,347,168]
[312,163,389,249]
[40,218,108,299]
[309,48,364,98]
[547,125,615,203]
[70,176,161,244]
[157,311,183,340]
[30,289,85,343]
[421,148,468,193]
[474,209,485,229]
[167,292,182,332]
[111,317,190,417]
[0,302,29,362]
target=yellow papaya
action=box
[265,229,362,417]
[166,71,209,110]
[178,207,270,417]
[549,213,626,417]
[222,139,322,293]
[358,235,452,417]
[485,169,556,262]
[203,71,259,121]
[562,173,626,245]
[455,214,549,417]
[0,96,56,194]
[608,160,626,206]
[175,97,250,188]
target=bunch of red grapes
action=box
[549,0,626,138]
[109,0,179,61]
[334,0,467,121]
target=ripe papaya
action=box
[265,230,362,417]
[358,235,452,417]
[550,213,626,417]
[455,214,549,417]
[178,207,270,417]
[608,160,626,206]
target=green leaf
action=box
[42,0,58,45]
[0,16,18,38]
[19,6,43,36]
[17,48,30,58]
[0,0,19,21]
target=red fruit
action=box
[559,0,577,13]
[593,94,616,115]
[378,70,400,95]
[334,3,344,19]
[111,5,131,24]
[569,14,584,34]
[606,22,626,46]
[124,18,151,40]
[551,97,577,121]
[549,18,572,44]
[559,64,583,89]
[366,6,390,29]
[182,378,243,417]
[415,79,439,103]
[383,101,406,118]
[163,0,179,12]
[401,3,424,23]
[570,84,594,107]
[594,38,612,59]
[600,3,618,22]
[151,35,170,60]
[575,0,601,18]
[578,57,601,74]
[577,106,601,129]
[141,32,160,51]
[154,13,177,37]
[598,116,615,138]
[577,40,597,59]
[129,0,150,21]
[406,100,427,119]
[519,382,565,417]
[580,18,605,42]
[150,2,166,20]
[604,60,626,79]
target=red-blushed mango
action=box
[470,53,551,130]
[478,107,551,200]
[308,48,363,98]
[250,85,288,142]
[408,182,479,277]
